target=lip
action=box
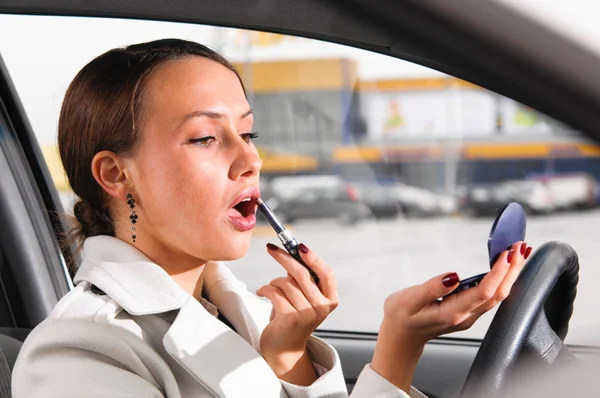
[228,213,257,232]
[228,186,260,232]
[229,186,261,209]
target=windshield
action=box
[1,14,599,346]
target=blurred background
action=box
[1,14,599,344]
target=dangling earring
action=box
[127,193,138,242]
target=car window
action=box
[1,14,599,345]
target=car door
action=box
[0,51,72,339]
[2,2,600,398]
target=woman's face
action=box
[126,56,262,264]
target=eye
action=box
[188,136,216,148]
[241,131,259,144]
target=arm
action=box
[277,335,422,398]
[256,243,419,397]
[257,240,528,397]
[256,242,339,387]
[368,241,529,394]
[348,241,526,398]
[263,347,318,386]
[12,320,166,398]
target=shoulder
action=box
[14,282,140,366]
[12,283,169,397]
[12,316,167,397]
[48,281,123,323]
[15,281,152,357]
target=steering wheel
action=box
[460,241,580,398]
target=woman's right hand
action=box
[256,242,339,386]
[371,241,532,393]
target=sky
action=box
[0,3,598,145]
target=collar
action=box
[74,235,192,315]
[74,235,270,348]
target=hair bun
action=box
[73,200,113,238]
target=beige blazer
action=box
[12,236,425,398]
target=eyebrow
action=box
[181,108,253,124]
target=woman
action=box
[11,39,530,397]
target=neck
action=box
[150,251,208,300]
[116,228,208,300]
[170,265,206,300]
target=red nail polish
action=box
[520,242,527,255]
[266,243,279,251]
[524,246,532,259]
[507,249,514,263]
[299,243,309,254]
[442,273,459,287]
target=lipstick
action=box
[256,198,320,285]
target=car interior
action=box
[1,1,600,397]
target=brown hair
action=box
[58,39,245,268]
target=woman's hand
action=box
[371,241,532,393]
[256,242,339,386]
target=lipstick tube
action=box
[256,198,320,285]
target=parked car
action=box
[461,179,555,216]
[264,175,372,224]
[387,183,444,217]
[355,183,401,219]
[529,173,599,210]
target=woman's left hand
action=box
[370,241,532,392]
[256,243,338,385]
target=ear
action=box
[91,150,133,201]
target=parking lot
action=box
[227,209,600,345]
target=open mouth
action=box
[232,197,257,218]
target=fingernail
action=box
[520,242,527,255]
[442,272,459,287]
[524,246,532,259]
[266,243,279,251]
[299,243,309,254]
[507,249,514,263]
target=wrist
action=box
[263,348,318,386]
[263,348,306,374]
[378,317,427,356]
[371,318,424,393]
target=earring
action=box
[127,193,138,242]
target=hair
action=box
[58,39,245,269]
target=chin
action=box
[210,234,251,261]
[217,250,248,261]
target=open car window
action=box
[1,14,599,345]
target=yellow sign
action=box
[257,146,319,172]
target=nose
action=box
[228,135,262,181]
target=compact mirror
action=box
[487,202,527,267]
[445,201,527,298]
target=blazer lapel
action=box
[163,297,285,398]
[202,261,272,351]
